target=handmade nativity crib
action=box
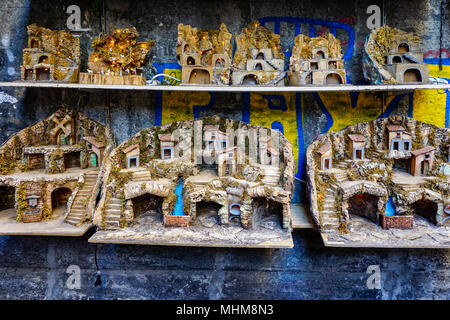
[307,116,450,248]
[0,108,114,236]
[363,26,429,84]
[231,21,285,86]
[90,116,295,248]
[177,23,232,85]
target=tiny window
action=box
[163,148,173,160]
[425,153,430,160]
[207,140,215,150]
[404,141,410,151]
[393,141,399,151]
[128,157,139,168]
[396,132,401,137]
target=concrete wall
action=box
[0,0,448,299]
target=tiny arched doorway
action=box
[51,187,72,213]
[242,74,259,85]
[325,73,343,85]
[188,69,210,84]
[412,198,438,225]
[404,69,422,82]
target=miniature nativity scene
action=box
[177,23,232,85]
[0,108,113,236]
[79,27,155,85]
[231,21,285,86]
[288,33,347,85]
[89,116,295,248]
[307,116,450,248]
[363,26,429,84]
[21,24,80,83]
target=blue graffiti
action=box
[295,93,305,179]
[263,94,288,111]
[271,121,285,134]
[312,92,334,133]
[259,17,355,61]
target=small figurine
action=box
[177,23,232,85]
[21,24,80,83]
[79,27,155,85]
[288,33,347,85]
[363,26,429,84]
[232,21,285,86]
[0,108,113,235]
[306,116,450,248]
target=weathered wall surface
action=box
[0,0,448,299]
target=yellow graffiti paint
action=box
[163,68,182,85]
[248,93,299,174]
[317,92,397,132]
[161,91,211,124]
[412,64,449,127]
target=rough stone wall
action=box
[0,0,448,299]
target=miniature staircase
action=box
[65,171,99,226]
[102,197,122,228]
[132,169,152,182]
[261,166,281,186]
[320,193,340,231]
[332,171,347,182]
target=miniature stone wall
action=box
[380,214,414,229]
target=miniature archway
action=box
[325,73,343,84]
[188,69,210,84]
[38,55,49,64]
[51,187,72,212]
[316,50,325,59]
[36,67,50,81]
[256,52,265,60]
[403,69,422,82]
[242,74,259,85]
[255,62,263,71]
[251,197,283,228]
[186,56,195,65]
[0,186,16,211]
[392,56,402,63]
[347,193,380,223]
[30,39,39,48]
[215,58,225,68]
[131,193,164,218]
[412,198,438,225]
[398,43,410,53]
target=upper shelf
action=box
[0,81,449,92]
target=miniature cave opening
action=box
[393,158,409,172]
[215,58,225,68]
[325,73,343,85]
[251,197,283,229]
[38,55,48,64]
[64,152,81,169]
[196,201,222,223]
[328,61,337,69]
[412,198,438,225]
[0,186,16,211]
[25,69,33,80]
[36,67,50,81]
[404,69,422,82]
[348,193,379,223]
[392,56,402,64]
[242,74,259,85]
[131,193,164,218]
[398,43,410,53]
[51,187,72,212]
[186,56,195,65]
[316,50,325,59]
[188,69,210,84]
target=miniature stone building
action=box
[0,108,113,228]
[232,21,285,86]
[177,23,232,85]
[21,24,80,82]
[93,116,295,239]
[363,26,429,84]
[288,33,347,85]
[306,116,450,247]
[79,27,155,85]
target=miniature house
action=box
[410,146,435,176]
[91,116,295,248]
[123,144,140,168]
[232,21,285,86]
[288,33,347,85]
[317,142,332,170]
[348,134,366,160]
[387,125,412,152]
[177,23,232,85]
[306,116,449,248]
[0,108,113,233]
[364,26,429,84]
[21,24,80,83]
[79,27,155,85]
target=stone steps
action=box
[65,172,99,226]
[102,197,123,228]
